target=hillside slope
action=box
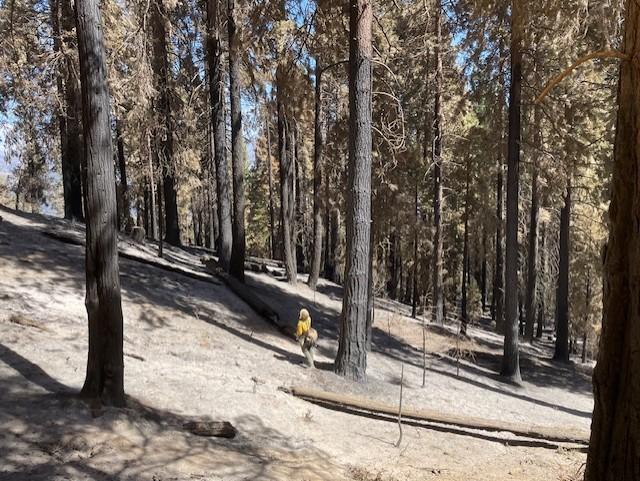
[0,205,591,481]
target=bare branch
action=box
[535,50,627,104]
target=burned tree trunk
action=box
[292,121,302,271]
[325,207,341,283]
[335,0,372,382]
[431,0,444,326]
[481,223,487,312]
[278,93,297,283]
[553,182,571,362]
[75,0,125,405]
[493,44,508,331]
[536,222,546,338]
[115,119,130,229]
[493,148,504,329]
[205,121,219,249]
[524,135,539,342]
[146,133,158,240]
[275,0,296,283]
[501,0,523,383]
[228,0,245,282]
[585,3,640,476]
[150,0,180,246]
[265,106,276,260]
[143,186,150,234]
[58,0,85,222]
[366,217,375,350]
[388,229,401,299]
[51,0,77,221]
[294,121,307,272]
[461,166,470,336]
[206,0,232,269]
[581,269,591,364]
[308,59,326,290]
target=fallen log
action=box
[43,229,221,286]
[247,255,285,269]
[201,258,287,335]
[188,247,284,271]
[287,385,590,445]
[245,260,269,273]
[183,421,237,438]
[43,228,85,246]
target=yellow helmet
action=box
[299,308,310,320]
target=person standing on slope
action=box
[296,308,318,368]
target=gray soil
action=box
[0,205,591,481]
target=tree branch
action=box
[535,50,627,104]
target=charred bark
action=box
[308,60,326,290]
[584,22,640,460]
[553,182,571,362]
[493,102,506,331]
[150,0,180,246]
[266,106,277,260]
[146,133,158,240]
[115,119,130,229]
[388,228,401,299]
[524,116,540,342]
[536,222,546,338]
[206,0,232,269]
[461,167,470,336]
[228,0,245,281]
[481,223,487,312]
[431,0,444,326]
[278,97,297,283]
[500,0,523,384]
[60,0,85,221]
[75,0,125,405]
[335,0,372,382]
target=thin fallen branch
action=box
[8,313,49,332]
[287,386,590,445]
[535,50,627,104]
[124,352,145,362]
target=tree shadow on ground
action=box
[1,209,322,375]
[378,347,592,419]
[405,320,593,397]
[244,272,429,367]
[0,206,592,424]
[454,347,593,396]
[432,321,593,397]
[0,342,345,481]
[242,276,592,421]
[0,208,276,336]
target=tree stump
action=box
[183,421,237,438]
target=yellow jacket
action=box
[296,309,311,338]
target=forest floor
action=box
[0,205,593,481]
